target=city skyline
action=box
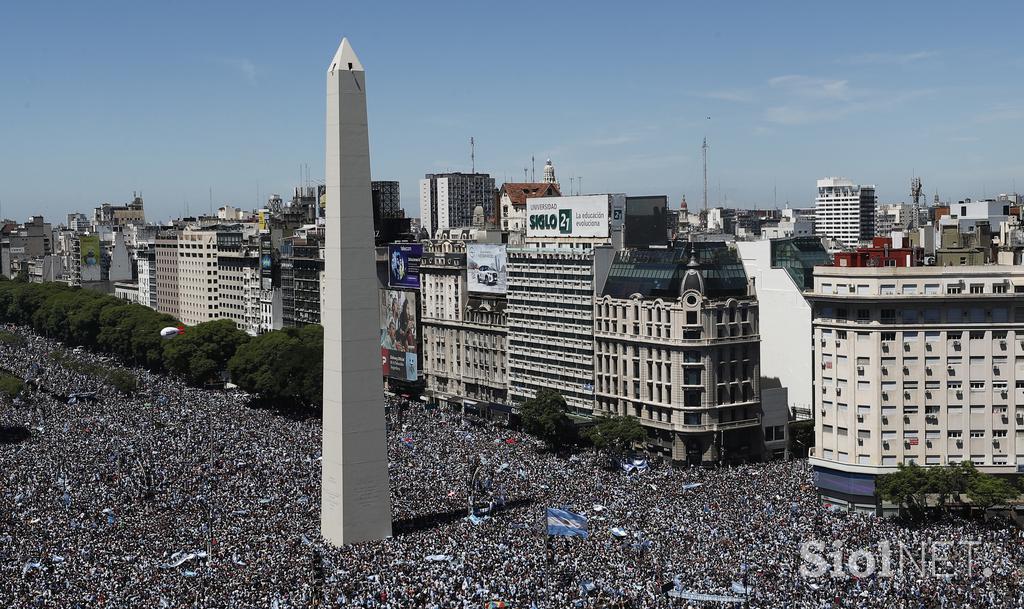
[2,1,1023,222]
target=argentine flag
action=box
[546,508,588,538]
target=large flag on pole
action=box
[546,508,588,538]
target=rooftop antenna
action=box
[531,155,535,182]
[570,177,575,194]
[910,175,923,230]
[209,187,213,215]
[702,136,710,225]
[523,167,528,182]
[578,177,583,195]
[470,137,475,173]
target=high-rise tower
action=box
[321,38,393,545]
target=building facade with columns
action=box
[593,243,763,464]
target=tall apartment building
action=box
[420,232,508,414]
[419,172,496,237]
[217,228,261,335]
[815,177,877,248]
[507,245,616,413]
[594,244,763,464]
[807,265,1024,514]
[154,230,180,318]
[281,231,325,326]
[136,245,157,309]
[506,194,625,413]
[177,228,219,326]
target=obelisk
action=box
[321,37,393,545]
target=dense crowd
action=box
[1,324,1022,608]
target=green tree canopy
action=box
[228,324,323,410]
[163,319,250,386]
[584,415,645,459]
[519,388,574,450]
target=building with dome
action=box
[593,241,773,464]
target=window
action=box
[857,309,870,320]
[902,284,918,295]
[969,430,985,438]
[969,284,984,294]
[993,284,1008,294]
[947,285,963,295]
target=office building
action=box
[807,265,1024,514]
[815,177,877,248]
[594,243,763,464]
[419,172,496,237]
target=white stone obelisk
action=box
[321,38,393,545]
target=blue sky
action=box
[1,1,1022,223]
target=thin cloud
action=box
[768,75,853,101]
[700,89,754,103]
[764,80,932,126]
[218,58,258,84]
[972,103,1024,124]
[841,50,938,65]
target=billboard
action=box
[624,196,670,247]
[380,289,418,381]
[260,253,273,270]
[526,195,611,238]
[80,235,101,269]
[466,244,507,294]
[388,243,422,289]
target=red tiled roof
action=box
[499,182,561,207]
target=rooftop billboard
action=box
[388,243,422,289]
[466,244,507,294]
[526,195,615,239]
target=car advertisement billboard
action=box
[388,243,422,289]
[526,194,611,238]
[466,244,507,294]
[380,289,418,381]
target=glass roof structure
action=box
[602,242,749,300]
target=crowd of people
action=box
[1,324,1023,608]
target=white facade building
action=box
[177,228,219,326]
[738,237,832,420]
[814,177,877,248]
[807,265,1024,513]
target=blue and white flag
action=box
[681,482,703,491]
[609,526,627,538]
[546,508,588,538]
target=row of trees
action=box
[877,462,1021,515]
[0,280,323,410]
[519,388,645,460]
